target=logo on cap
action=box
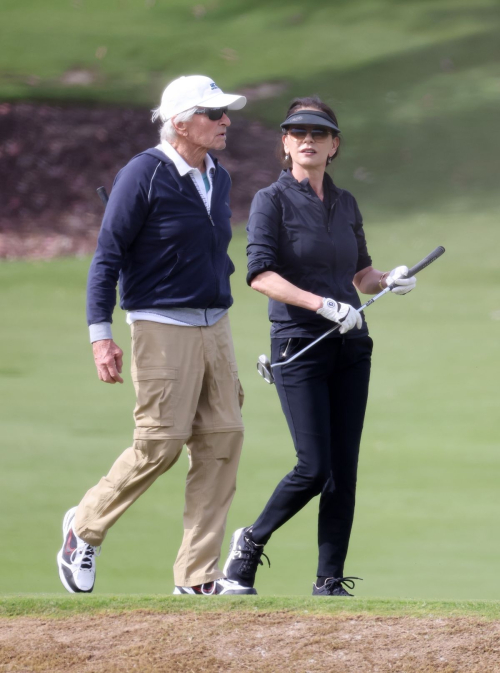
[210,82,218,90]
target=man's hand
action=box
[317,298,362,335]
[92,339,124,384]
[386,265,417,295]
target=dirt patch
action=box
[0,103,281,259]
[59,69,99,86]
[239,81,288,101]
[1,612,498,672]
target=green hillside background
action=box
[0,0,499,598]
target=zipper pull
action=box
[282,338,292,359]
[209,214,215,227]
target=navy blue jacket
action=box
[246,170,372,339]
[87,149,235,326]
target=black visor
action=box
[280,109,341,134]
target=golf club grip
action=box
[406,246,445,278]
[96,186,109,207]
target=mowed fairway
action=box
[0,215,498,600]
[2,2,500,670]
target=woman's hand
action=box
[317,298,362,334]
[353,265,416,295]
[386,266,417,295]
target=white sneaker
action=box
[56,506,100,593]
[173,578,257,595]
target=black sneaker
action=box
[223,527,270,590]
[173,579,257,595]
[312,576,362,597]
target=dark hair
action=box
[278,96,341,169]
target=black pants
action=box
[251,335,373,578]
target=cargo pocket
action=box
[131,367,178,428]
[230,362,244,410]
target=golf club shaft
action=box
[272,288,390,368]
[97,186,109,207]
[271,245,445,370]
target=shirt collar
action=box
[158,140,215,177]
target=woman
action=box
[223,97,417,596]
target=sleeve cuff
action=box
[89,322,113,343]
[246,262,278,286]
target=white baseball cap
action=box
[152,75,247,122]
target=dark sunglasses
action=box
[194,107,228,121]
[287,127,332,142]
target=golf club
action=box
[96,186,109,207]
[257,245,446,384]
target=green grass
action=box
[2,0,499,108]
[2,0,500,219]
[1,0,499,602]
[2,595,500,621]
[0,217,499,600]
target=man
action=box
[57,75,253,596]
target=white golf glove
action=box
[386,265,417,295]
[317,298,362,334]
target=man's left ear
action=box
[173,120,189,138]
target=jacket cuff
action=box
[89,322,113,343]
[246,262,278,286]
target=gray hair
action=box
[151,106,197,142]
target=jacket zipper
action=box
[208,174,219,306]
[187,164,219,304]
[327,194,340,233]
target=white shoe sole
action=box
[222,527,246,576]
[57,550,76,593]
[172,583,257,596]
[173,586,197,595]
[217,585,257,595]
[62,506,78,537]
[56,506,79,594]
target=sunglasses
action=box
[194,107,228,121]
[287,127,332,142]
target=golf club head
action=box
[256,354,274,384]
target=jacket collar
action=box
[156,141,216,178]
[142,148,219,175]
[278,168,341,198]
[140,148,222,204]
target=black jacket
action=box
[87,149,234,326]
[246,170,372,338]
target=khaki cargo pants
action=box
[74,314,244,587]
